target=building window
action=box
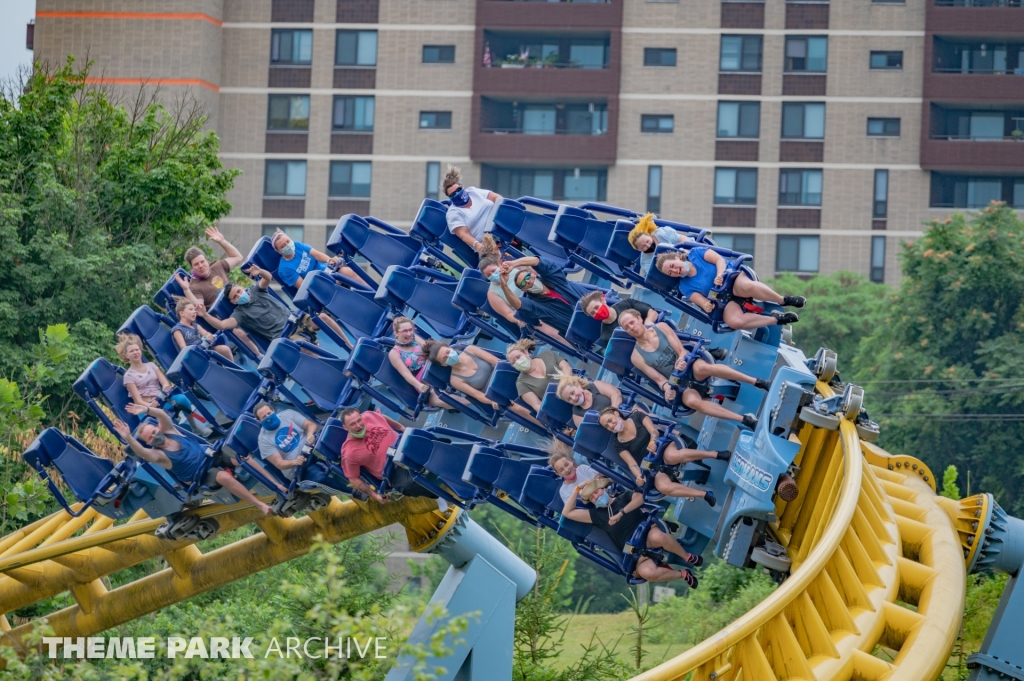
[420,111,453,129]
[714,234,755,263]
[776,235,819,273]
[870,236,885,283]
[874,170,889,218]
[263,225,304,241]
[785,37,828,73]
[644,48,677,67]
[329,161,372,198]
[336,30,377,66]
[781,103,825,139]
[779,169,823,206]
[271,30,313,65]
[647,166,662,213]
[265,161,307,197]
[641,115,674,134]
[483,166,608,202]
[717,102,760,139]
[332,96,375,131]
[423,45,456,64]
[425,162,440,200]
[867,118,901,137]
[714,168,758,205]
[930,173,1024,208]
[720,36,763,72]
[267,95,310,130]
[869,51,903,70]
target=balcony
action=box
[477,0,622,30]
[921,137,1024,171]
[929,172,1024,207]
[472,98,616,163]
[477,31,618,96]
[926,38,1024,101]
[929,1,1024,35]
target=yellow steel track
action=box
[0,380,971,681]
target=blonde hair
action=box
[174,297,196,316]
[627,213,658,249]
[543,439,575,468]
[393,316,416,333]
[115,333,145,363]
[555,372,589,400]
[479,234,500,258]
[441,165,462,196]
[506,338,537,357]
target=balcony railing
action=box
[930,133,1024,140]
[935,0,1022,6]
[481,127,608,135]
[486,61,609,69]
[487,0,610,3]
[933,67,1024,74]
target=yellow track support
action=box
[0,496,445,654]
[631,382,967,681]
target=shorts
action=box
[200,467,225,488]
[682,380,711,400]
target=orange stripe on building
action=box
[85,77,220,93]
[35,11,222,27]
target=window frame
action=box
[422,45,456,64]
[869,51,904,71]
[328,161,373,199]
[781,102,826,140]
[264,160,308,197]
[867,117,901,137]
[870,236,886,283]
[784,36,828,73]
[776,235,820,274]
[719,35,764,73]
[419,111,453,130]
[267,94,310,131]
[640,114,675,134]
[647,165,662,213]
[643,47,678,67]
[425,162,441,200]
[332,95,375,132]
[716,101,761,139]
[714,234,756,263]
[778,169,823,207]
[335,30,378,67]
[714,168,759,206]
[271,29,313,66]
[263,225,304,242]
[873,170,889,219]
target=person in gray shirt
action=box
[197,264,292,357]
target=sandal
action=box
[681,569,699,589]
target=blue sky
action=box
[1,0,36,85]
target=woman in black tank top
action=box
[598,407,729,505]
[556,374,624,427]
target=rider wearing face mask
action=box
[338,407,435,504]
[419,339,502,411]
[495,254,596,336]
[197,264,292,357]
[504,338,574,413]
[270,230,368,291]
[441,165,502,257]
[579,290,660,351]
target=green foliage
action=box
[0,58,238,418]
[852,204,1024,515]
[941,465,962,500]
[621,588,654,670]
[765,271,890,369]
[647,561,776,646]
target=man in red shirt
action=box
[339,408,434,503]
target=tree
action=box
[852,204,1024,515]
[0,59,238,417]
[765,271,890,370]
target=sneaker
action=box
[192,420,214,438]
[754,378,771,391]
[686,552,704,567]
[703,490,717,508]
[716,449,732,462]
[771,311,799,325]
[741,414,759,430]
[782,295,806,308]
[681,569,699,589]
[709,348,728,361]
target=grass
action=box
[552,611,691,672]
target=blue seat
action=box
[376,265,473,340]
[258,338,355,417]
[72,357,161,441]
[327,214,423,283]
[221,413,294,496]
[564,303,609,364]
[620,513,671,585]
[602,329,675,410]
[486,197,575,270]
[536,383,575,445]
[293,270,391,344]
[463,446,540,525]
[118,306,180,371]
[485,361,552,437]
[22,428,139,518]
[572,410,637,490]
[518,467,564,531]
[392,429,482,506]
[166,346,262,426]
[549,204,632,287]
[451,269,522,343]
[344,338,428,420]
[242,236,295,299]
[153,268,191,320]
[409,198,477,272]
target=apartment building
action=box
[30,0,1024,283]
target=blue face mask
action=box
[488,270,501,284]
[445,350,461,366]
[236,290,251,306]
[594,491,610,508]
[280,242,295,257]
[449,187,470,208]
[261,413,281,431]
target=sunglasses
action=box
[516,272,534,290]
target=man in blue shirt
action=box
[270,231,369,291]
[496,255,597,337]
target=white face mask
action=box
[528,280,544,295]
[513,356,532,372]
[573,392,586,406]
[613,418,625,433]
